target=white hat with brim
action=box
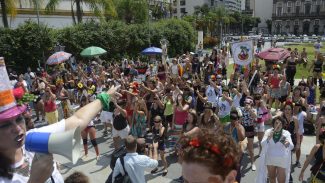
[0,105,27,122]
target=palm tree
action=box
[46,0,117,24]
[0,0,17,28]
[113,0,148,24]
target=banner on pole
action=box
[231,40,254,66]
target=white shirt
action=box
[171,64,178,75]
[218,98,231,117]
[264,129,294,157]
[112,153,158,183]
[0,120,66,183]
[205,85,220,107]
[297,111,307,135]
[232,93,242,108]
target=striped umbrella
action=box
[47,51,72,65]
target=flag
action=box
[231,40,254,66]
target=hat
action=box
[210,75,216,81]
[0,58,26,122]
[273,64,280,70]
[245,96,253,105]
[208,61,213,65]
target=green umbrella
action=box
[80,46,107,57]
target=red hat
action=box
[0,58,26,122]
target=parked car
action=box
[302,36,309,43]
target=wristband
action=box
[97,93,111,111]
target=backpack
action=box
[110,146,127,169]
[114,157,132,183]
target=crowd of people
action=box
[1,39,325,183]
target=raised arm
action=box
[65,85,120,130]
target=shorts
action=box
[220,115,230,124]
[83,126,95,132]
[165,114,173,122]
[158,142,166,151]
[112,125,130,139]
[100,111,113,123]
[265,156,287,169]
[279,95,288,103]
[45,110,59,124]
[270,88,281,99]
[244,126,255,138]
[255,122,265,132]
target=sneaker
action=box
[81,154,88,160]
[252,164,256,171]
[103,130,108,136]
[296,161,301,168]
[96,155,100,161]
[174,176,184,183]
[151,168,158,174]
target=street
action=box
[55,121,315,183]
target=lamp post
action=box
[35,0,40,25]
[148,9,152,47]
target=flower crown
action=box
[188,138,233,167]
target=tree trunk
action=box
[71,0,76,25]
[76,0,82,23]
[0,0,8,28]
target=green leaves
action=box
[0,19,194,72]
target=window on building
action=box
[287,1,292,13]
[316,5,321,14]
[296,1,301,6]
[295,6,300,14]
[295,20,299,25]
[305,3,311,15]
[277,7,283,16]
[181,8,186,13]
[180,0,186,6]
[211,0,214,6]
[315,19,320,25]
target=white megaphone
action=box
[25,126,81,164]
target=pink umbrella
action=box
[258,48,290,61]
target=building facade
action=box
[1,0,172,28]
[0,0,97,28]
[272,0,325,35]
[221,0,242,12]
[172,0,242,18]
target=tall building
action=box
[173,0,210,18]
[242,0,255,15]
[272,0,325,35]
[219,0,242,12]
[173,0,242,18]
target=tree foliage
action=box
[183,5,261,35]
[0,20,55,70]
[0,19,195,72]
[113,0,148,24]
